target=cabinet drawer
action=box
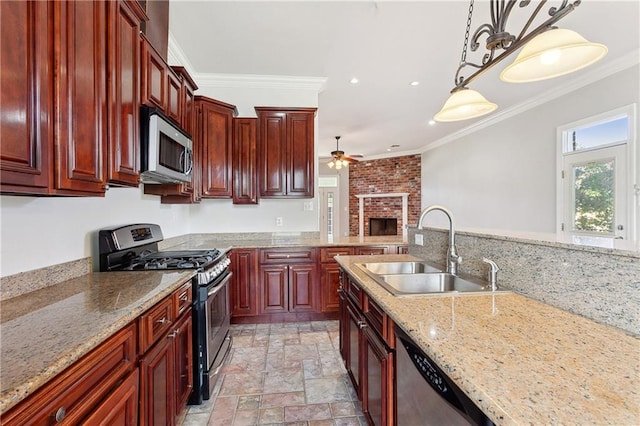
[139,296,174,353]
[259,248,317,264]
[173,280,193,318]
[347,278,363,310]
[354,246,389,255]
[2,323,137,426]
[364,296,384,339]
[320,247,354,263]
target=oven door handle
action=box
[207,272,232,297]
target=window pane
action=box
[572,159,615,233]
[326,192,334,238]
[568,116,628,152]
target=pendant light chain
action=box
[460,0,475,66]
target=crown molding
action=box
[423,50,640,153]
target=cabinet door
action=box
[198,98,234,198]
[259,264,288,314]
[54,0,107,194]
[107,0,141,187]
[173,311,193,421]
[288,264,316,312]
[320,263,342,312]
[139,335,175,426]
[231,249,258,317]
[140,34,167,110]
[257,110,287,197]
[80,368,139,426]
[286,112,315,197]
[342,298,363,397]
[232,118,258,204]
[0,0,53,193]
[363,326,394,426]
[166,69,182,124]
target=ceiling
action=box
[168,1,640,160]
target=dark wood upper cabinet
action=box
[166,68,182,125]
[107,0,146,187]
[54,0,108,194]
[1,0,146,195]
[140,34,167,111]
[255,107,316,198]
[232,118,258,204]
[197,96,237,198]
[171,66,198,136]
[140,0,169,61]
[0,0,53,193]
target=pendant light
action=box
[500,28,608,83]
[434,0,607,123]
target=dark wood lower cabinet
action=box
[339,270,395,426]
[363,325,394,426]
[80,368,139,425]
[139,328,174,426]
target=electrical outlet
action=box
[303,201,313,211]
[276,217,283,226]
[415,234,424,246]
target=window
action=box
[557,104,637,248]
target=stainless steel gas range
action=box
[98,223,232,404]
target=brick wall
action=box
[348,154,421,236]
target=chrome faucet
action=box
[417,205,462,275]
[482,258,499,291]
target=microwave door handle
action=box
[184,149,193,175]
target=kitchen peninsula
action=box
[335,253,639,425]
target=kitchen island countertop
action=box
[336,254,640,425]
[0,269,195,415]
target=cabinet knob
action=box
[156,317,168,324]
[55,407,66,422]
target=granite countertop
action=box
[335,254,640,425]
[162,234,407,251]
[0,269,195,415]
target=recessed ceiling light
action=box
[410,81,420,86]
[350,77,359,84]
[428,120,436,126]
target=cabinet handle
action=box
[156,317,168,324]
[180,294,188,301]
[168,330,178,338]
[358,320,368,330]
[55,407,66,422]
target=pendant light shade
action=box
[433,88,498,122]
[500,28,608,83]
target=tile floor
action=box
[182,320,366,426]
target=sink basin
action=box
[356,261,442,275]
[379,273,488,295]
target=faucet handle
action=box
[482,258,499,290]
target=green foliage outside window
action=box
[573,160,614,233]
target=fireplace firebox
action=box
[369,218,398,236]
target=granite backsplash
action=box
[408,226,639,336]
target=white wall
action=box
[0,187,191,276]
[421,65,640,240]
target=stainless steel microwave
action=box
[140,106,193,184]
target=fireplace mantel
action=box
[355,193,409,238]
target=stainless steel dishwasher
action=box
[395,326,494,426]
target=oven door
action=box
[204,271,232,396]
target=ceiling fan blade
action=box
[347,154,363,158]
[343,156,360,163]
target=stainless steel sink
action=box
[355,261,506,296]
[356,261,442,275]
[379,273,489,295]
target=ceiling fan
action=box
[327,136,362,169]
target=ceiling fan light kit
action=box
[327,136,361,169]
[434,0,608,122]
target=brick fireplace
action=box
[348,154,421,237]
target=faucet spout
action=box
[417,205,462,275]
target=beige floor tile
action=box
[284,403,332,422]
